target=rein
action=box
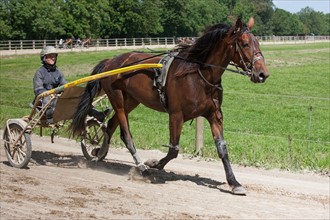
[174,30,264,78]
[174,55,250,76]
[197,69,222,91]
[122,52,169,68]
[116,29,263,92]
[174,30,264,91]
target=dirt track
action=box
[0,132,329,220]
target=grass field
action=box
[0,43,329,172]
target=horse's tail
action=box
[69,59,108,137]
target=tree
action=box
[271,8,304,35]
[161,0,229,37]
[326,14,330,35]
[185,0,229,36]
[64,0,93,39]
[0,0,329,40]
[0,1,12,40]
[251,0,274,35]
[77,0,114,39]
[32,0,66,39]
[231,0,255,23]
[2,0,36,39]
[138,0,164,37]
[298,7,328,35]
[160,0,188,37]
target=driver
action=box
[33,46,110,123]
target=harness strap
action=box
[174,55,250,76]
[197,69,222,91]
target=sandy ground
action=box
[0,131,329,220]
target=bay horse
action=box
[70,17,269,195]
[175,37,195,46]
[63,38,73,49]
[81,38,91,47]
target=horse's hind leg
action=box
[116,107,149,174]
[96,113,119,161]
[101,92,148,174]
[96,101,143,166]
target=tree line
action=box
[1,0,329,40]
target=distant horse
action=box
[175,37,195,45]
[63,38,73,49]
[81,38,91,48]
[70,17,269,195]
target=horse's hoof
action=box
[144,159,159,168]
[232,186,247,195]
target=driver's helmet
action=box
[40,46,58,61]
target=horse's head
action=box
[228,17,269,83]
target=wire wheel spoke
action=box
[17,146,27,157]
[81,120,105,160]
[3,123,32,168]
[88,126,102,145]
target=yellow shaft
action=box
[30,63,162,118]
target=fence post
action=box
[307,106,313,152]
[195,117,204,156]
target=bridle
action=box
[233,30,264,76]
[194,29,264,91]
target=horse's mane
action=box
[175,23,232,76]
[188,23,230,62]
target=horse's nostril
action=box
[259,72,268,81]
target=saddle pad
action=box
[154,52,178,87]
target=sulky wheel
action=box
[3,120,32,168]
[81,119,105,160]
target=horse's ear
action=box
[248,17,254,30]
[234,17,243,33]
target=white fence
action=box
[0,35,329,52]
[0,37,177,51]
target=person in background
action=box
[58,38,63,48]
[76,37,82,46]
[33,46,110,123]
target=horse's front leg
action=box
[146,113,183,170]
[207,110,247,195]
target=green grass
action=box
[0,43,329,172]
